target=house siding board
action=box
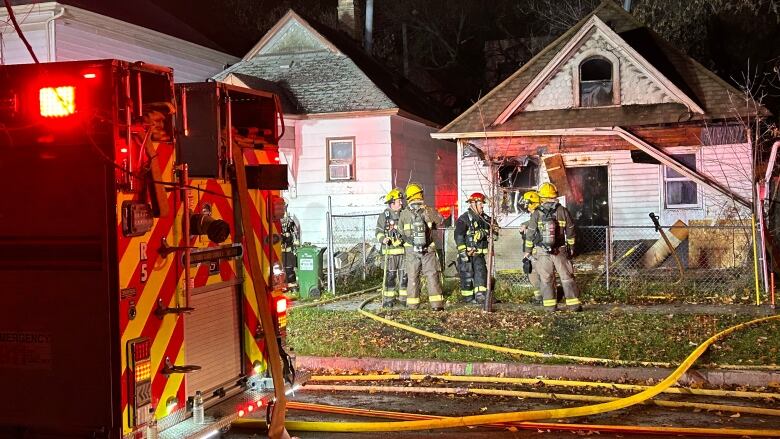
[1,24,50,64]
[285,116,392,246]
[390,116,457,214]
[54,20,231,82]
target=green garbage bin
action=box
[297,244,325,299]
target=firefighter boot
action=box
[382,297,395,308]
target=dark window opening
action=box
[579,57,613,107]
[498,158,539,214]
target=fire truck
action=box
[0,60,299,438]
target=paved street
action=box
[226,386,778,439]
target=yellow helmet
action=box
[405,183,424,202]
[538,182,558,199]
[385,188,402,204]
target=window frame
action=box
[326,136,356,182]
[662,153,701,209]
[572,52,621,108]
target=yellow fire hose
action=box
[291,286,380,310]
[302,384,780,417]
[256,314,780,431]
[310,374,780,400]
[357,295,780,370]
[235,400,780,437]
[358,295,676,367]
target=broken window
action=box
[579,57,613,107]
[664,153,699,208]
[498,157,539,214]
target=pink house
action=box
[214,10,457,246]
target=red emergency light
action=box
[39,86,76,117]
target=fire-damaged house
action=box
[433,1,770,278]
[213,9,457,247]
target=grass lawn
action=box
[287,306,780,366]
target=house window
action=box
[664,153,699,208]
[579,57,613,107]
[327,137,355,181]
[498,158,539,214]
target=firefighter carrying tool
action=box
[399,183,445,310]
[0,60,299,439]
[454,192,497,305]
[376,188,408,307]
[523,183,582,312]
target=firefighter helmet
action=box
[405,183,424,202]
[538,182,558,199]
[385,188,402,204]
[467,192,487,203]
[520,190,541,212]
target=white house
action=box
[434,1,762,229]
[214,10,457,246]
[432,0,767,271]
[1,0,238,82]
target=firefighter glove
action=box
[382,237,392,245]
[522,257,532,274]
[567,245,576,258]
[458,252,470,263]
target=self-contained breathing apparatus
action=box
[536,203,562,253]
[411,207,430,253]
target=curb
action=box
[297,356,780,388]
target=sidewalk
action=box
[297,356,780,388]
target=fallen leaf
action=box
[730,413,741,418]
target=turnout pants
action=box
[382,253,408,303]
[528,269,541,302]
[534,248,580,310]
[405,248,444,309]
[459,253,487,302]
[282,250,297,285]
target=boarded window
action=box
[664,153,699,208]
[326,137,355,181]
[579,57,613,107]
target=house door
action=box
[565,166,609,254]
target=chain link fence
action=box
[324,210,760,303]
[327,213,382,285]
[472,224,758,304]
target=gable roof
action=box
[437,1,767,136]
[214,10,447,125]
[8,0,227,53]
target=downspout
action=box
[456,139,464,220]
[45,6,65,62]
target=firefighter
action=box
[399,183,445,310]
[280,200,300,290]
[376,188,408,307]
[523,183,582,312]
[454,192,496,304]
[519,190,542,305]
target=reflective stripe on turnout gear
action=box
[543,299,557,307]
[461,289,474,297]
[382,247,405,255]
[566,298,581,306]
[406,297,421,305]
[429,295,444,302]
